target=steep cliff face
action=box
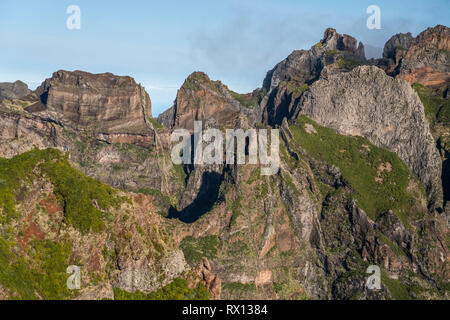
[31,70,152,135]
[380,25,450,88]
[0,25,449,301]
[170,115,449,299]
[298,65,443,210]
[0,71,184,198]
[261,28,366,125]
[157,72,262,131]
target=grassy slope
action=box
[412,83,450,127]
[0,148,124,233]
[289,116,425,224]
[114,277,209,300]
[0,148,208,300]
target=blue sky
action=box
[0,0,448,116]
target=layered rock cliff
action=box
[379,25,450,88]
[158,72,263,131]
[0,71,183,196]
[31,70,152,134]
[0,25,449,301]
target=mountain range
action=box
[0,25,448,300]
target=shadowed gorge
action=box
[167,171,224,223]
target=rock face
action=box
[298,65,443,209]
[187,258,222,299]
[263,28,365,93]
[0,150,189,300]
[0,80,31,101]
[380,25,450,88]
[383,32,415,60]
[157,72,260,131]
[261,28,366,125]
[0,110,57,158]
[31,70,152,135]
[0,70,183,196]
[0,25,449,301]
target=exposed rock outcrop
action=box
[157,72,260,131]
[31,70,153,135]
[0,80,31,101]
[298,65,443,209]
[0,70,182,196]
[380,25,450,88]
[188,257,222,299]
[263,28,365,93]
[261,28,366,125]
[0,25,448,301]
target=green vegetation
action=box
[229,88,266,108]
[325,49,339,56]
[172,163,187,185]
[286,82,309,95]
[228,195,243,228]
[289,116,422,221]
[246,167,261,185]
[0,238,74,300]
[39,152,123,233]
[273,280,307,300]
[336,57,360,70]
[114,278,209,300]
[222,282,256,294]
[182,72,222,95]
[148,117,164,129]
[412,83,450,126]
[246,167,269,199]
[376,231,407,257]
[0,148,124,233]
[283,173,300,197]
[278,81,309,96]
[180,235,220,265]
[382,273,412,300]
[28,240,74,300]
[227,240,252,257]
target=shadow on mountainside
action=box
[167,171,224,223]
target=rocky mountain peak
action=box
[320,27,364,54]
[184,71,213,84]
[29,70,152,135]
[158,71,260,131]
[0,80,31,101]
[383,32,414,59]
[379,25,450,87]
[261,28,366,125]
[43,70,138,90]
[262,28,366,93]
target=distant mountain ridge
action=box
[0,25,448,300]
